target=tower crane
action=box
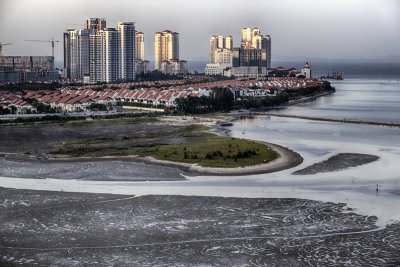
[0,42,13,57]
[25,38,60,58]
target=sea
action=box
[187,60,400,80]
[2,61,400,226]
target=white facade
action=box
[160,60,187,75]
[89,28,120,83]
[215,49,232,65]
[64,29,90,80]
[210,35,233,64]
[205,63,230,76]
[103,28,120,83]
[301,62,312,78]
[65,19,139,84]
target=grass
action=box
[137,133,278,168]
[1,115,160,127]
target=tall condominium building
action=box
[210,36,218,64]
[225,35,233,50]
[154,30,179,70]
[135,31,149,75]
[241,27,262,48]
[63,28,90,79]
[135,31,145,61]
[118,22,135,81]
[103,28,120,83]
[64,18,105,80]
[232,27,272,77]
[89,28,121,83]
[86,18,106,31]
[210,35,233,63]
[65,18,139,83]
[89,31,102,83]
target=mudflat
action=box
[0,187,399,266]
[0,117,302,177]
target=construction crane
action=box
[25,38,60,58]
[0,42,13,57]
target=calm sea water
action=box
[274,79,400,123]
[188,60,400,80]
[188,60,400,123]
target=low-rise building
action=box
[160,59,188,75]
[205,63,231,76]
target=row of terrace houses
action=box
[22,87,208,112]
[0,91,36,114]
[1,77,325,113]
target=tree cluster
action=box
[235,93,290,109]
[0,82,62,92]
[25,98,58,113]
[175,87,234,114]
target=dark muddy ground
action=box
[0,120,191,181]
[0,188,399,266]
[0,157,186,181]
[0,119,183,156]
[293,153,379,175]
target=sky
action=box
[0,0,400,65]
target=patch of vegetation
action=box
[175,87,234,114]
[49,123,277,168]
[136,134,278,168]
[0,82,62,91]
[50,147,101,157]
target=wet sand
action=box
[0,187,399,266]
[294,153,379,175]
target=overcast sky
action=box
[1,0,399,64]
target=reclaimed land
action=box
[0,116,302,178]
[0,187,399,266]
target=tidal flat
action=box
[0,116,302,177]
[1,187,399,266]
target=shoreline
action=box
[130,141,302,176]
[41,141,303,177]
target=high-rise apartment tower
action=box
[118,22,135,81]
[210,35,233,64]
[135,31,145,61]
[154,30,179,70]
